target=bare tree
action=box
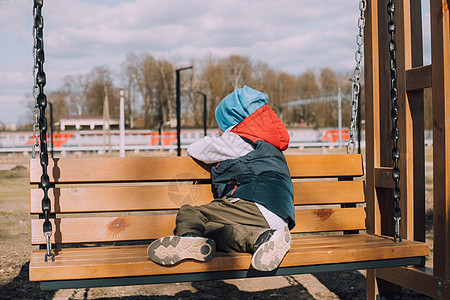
[84,66,118,117]
[61,74,86,116]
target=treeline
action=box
[46,53,361,130]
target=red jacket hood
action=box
[230,104,290,151]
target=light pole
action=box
[175,66,193,156]
[119,90,125,157]
[196,91,207,137]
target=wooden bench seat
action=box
[29,154,429,290]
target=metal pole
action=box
[203,94,207,136]
[175,66,193,156]
[338,87,342,149]
[176,70,181,156]
[119,90,125,157]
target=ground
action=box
[0,151,434,299]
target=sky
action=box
[0,0,431,125]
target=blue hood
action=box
[215,86,268,131]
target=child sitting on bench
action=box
[148,85,295,271]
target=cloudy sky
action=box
[0,0,430,125]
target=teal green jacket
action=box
[211,140,295,229]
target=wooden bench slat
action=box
[29,154,364,184]
[285,154,363,178]
[31,208,366,244]
[30,236,422,264]
[30,181,365,213]
[31,235,396,261]
[29,234,429,282]
[30,234,375,260]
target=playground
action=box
[0,0,448,299]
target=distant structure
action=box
[0,123,17,131]
[58,115,121,131]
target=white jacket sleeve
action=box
[187,130,253,164]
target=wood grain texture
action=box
[30,181,365,213]
[29,154,364,184]
[405,65,432,91]
[30,208,366,245]
[377,267,449,300]
[430,0,450,280]
[29,234,429,282]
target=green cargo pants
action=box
[174,197,270,253]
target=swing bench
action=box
[28,154,429,290]
[28,0,430,292]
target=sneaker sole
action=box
[251,226,292,271]
[147,236,216,265]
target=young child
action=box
[148,85,295,271]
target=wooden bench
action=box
[29,154,429,290]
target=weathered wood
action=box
[29,234,429,282]
[30,208,367,245]
[29,154,364,184]
[30,181,365,213]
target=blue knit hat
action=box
[215,85,269,131]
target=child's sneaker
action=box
[147,235,216,265]
[251,226,292,271]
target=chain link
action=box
[33,0,54,261]
[388,0,402,243]
[347,0,366,154]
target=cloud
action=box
[40,0,361,71]
[1,0,429,125]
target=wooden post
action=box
[365,0,383,297]
[430,0,450,283]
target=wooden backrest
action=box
[29,154,365,246]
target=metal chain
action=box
[32,5,40,158]
[388,0,402,242]
[33,0,54,261]
[347,0,366,154]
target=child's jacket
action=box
[187,86,295,229]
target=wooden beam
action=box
[430,0,450,281]
[375,167,395,189]
[407,0,426,245]
[406,65,432,91]
[30,181,366,214]
[28,234,429,282]
[29,154,364,184]
[365,0,382,298]
[377,267,449,299]
[365,0,382,236]
[30,208,368,244]
[396,0,415,243]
